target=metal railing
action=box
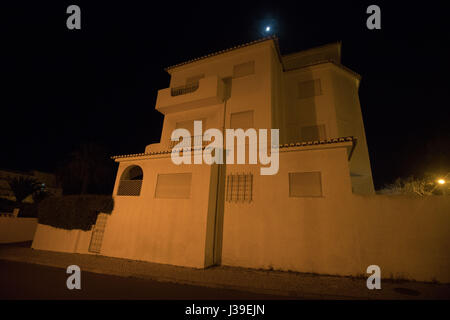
[170,82,200,97]
[117,179,142,196]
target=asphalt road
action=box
[0,260,287,300]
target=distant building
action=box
[0,169,62,202]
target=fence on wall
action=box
[88,213,109,253]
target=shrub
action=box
[378,175,448,196]
[18,203,39,218]
[32,189,52,204]
[37,195,114,231]
[0,198,17,212]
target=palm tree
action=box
[57,143,116,195]
[7,176,39,203]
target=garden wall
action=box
[222,189,450,283]
[32,224,93,254]
[353,194,450,283]
[0,217,38,243]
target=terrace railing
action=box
[170,82,200,97]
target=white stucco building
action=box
[103,37,374,267]
[32,37,450,283]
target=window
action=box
[88,213,109,253]
[300,124,326,142]
[233,61,255,78]
[117,165,143,196]
[154,173,192,199]
[289,172,323,197]
[298,79,322,99]
[176,118,206,133]
[226,173,253,202]
[171,119,207,149]
[230,110,254,130]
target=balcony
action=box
[155,75,225,114]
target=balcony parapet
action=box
[156,75,225,114]
[170,82,199,96]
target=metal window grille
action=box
[226,173,253,202]
[170,82,199,96]
[117,179,142,196]
[88,213,109,253]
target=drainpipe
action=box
[212,77,231,265]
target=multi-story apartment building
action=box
[92,37,374,269]
[32,38,450,284]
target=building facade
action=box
[32,38,450,283]
[99,37,374,268]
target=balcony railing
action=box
[117,179,142,196]
[156,76,225,114]
[170,82,199,97]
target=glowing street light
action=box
[437,179,446,185]
[265,26,271,32]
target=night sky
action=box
[1,1,449,189]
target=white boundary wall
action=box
[0,217,38,243]
[221,147,450,283]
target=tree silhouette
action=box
[7,176,39,203]
[56,143,116,195]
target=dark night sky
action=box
[1,1,449,189]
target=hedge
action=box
[0,198,17,212]
[37,195,114,231]
[18,203,39,218]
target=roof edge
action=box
[111,136,356,160]
[164,36,280,73]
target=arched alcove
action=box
[117,165,143,196]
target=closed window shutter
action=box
[298,79,322,99]
[155,173,192,199]
[289,172,323,197]
[230,111,254,130]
